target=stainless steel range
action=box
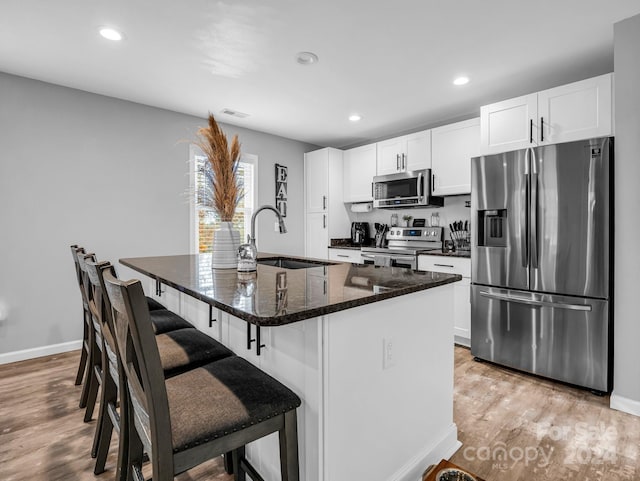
[361,227,443,269]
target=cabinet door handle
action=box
[434,263,454,268]
[371,182,374,197]
[396,154,400,171]
[337,254,349,258]
[322,195,327,210]
[402,153,406,171]
[529,119,533,144]
[323,215,327,228]
[540,117,544,142]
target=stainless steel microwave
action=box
[373,169,444,208]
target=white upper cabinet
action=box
[480,73,613,155]
[376,130,431,175]
[343,143,376,203]
[480,94,538,154]
[537,73,613,145]
[404,131,432,171]
[305,148,331,212]
[431,117,480,196]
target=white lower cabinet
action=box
[305,212,329,260]
[328,248,363,264]
[144,276,458,480]
[418,255,471,346]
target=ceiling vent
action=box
[221,109,249,118]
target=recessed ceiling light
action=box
[453,76,470,86]
[295,51,319,65]
[348,114,362,122]
[99,27,124,41]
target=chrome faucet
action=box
[249,205,287,249]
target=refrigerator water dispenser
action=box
[478,209,507,247]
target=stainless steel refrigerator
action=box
[470,137,613,393]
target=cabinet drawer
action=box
[417,255,470,277]
[328,248,363,264]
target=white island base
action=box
[152,281,459,481]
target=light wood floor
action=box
[1,347,638,481]
[449,346,640,481]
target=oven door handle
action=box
[390,255,415,262]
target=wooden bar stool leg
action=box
[74,311,88,386]
[78,312,95,410]
[223,451,234,475]
[126,416,144,481]
[93,355,117,464]
[82,342,101,422]
[232,447,247,481]
[115,363,130,481]
[279,411,300,481]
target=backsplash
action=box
[346,195,471,240]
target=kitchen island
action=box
[120,254,462,481]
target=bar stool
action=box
[103,270,301,481]
[70,244,165,393]
[85,260,235,477]
[76,249,195,421]
[70,245,90,390]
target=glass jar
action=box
[390,213,398,227]
[237,243,257,272]
[430,212,440,227]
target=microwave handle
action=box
[417,171,424,202]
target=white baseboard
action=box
[610,391,640,417]
[390,423,461,481]
[0,340,82,365]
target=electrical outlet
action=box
[383,337,395,370]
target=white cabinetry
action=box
[343,143,376,202]
[480,73,613,155]
[418,255,471,346]
[328,248,363,264]
[537,73,613,145]
[376,130,431,175]
[431,118,480,196]
[304,148,349,260]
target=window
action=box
[190,146,257,253]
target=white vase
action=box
[211,221,240,269]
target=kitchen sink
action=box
[257,257,336,270]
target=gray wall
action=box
[0,72,316,356]
[612,15,640,411]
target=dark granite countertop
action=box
[329,238,375,249]
[328,244,362,251]
[417,249,471,259]
[120,253,461,327]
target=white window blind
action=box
[192,152,256,253]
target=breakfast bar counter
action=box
[119,253,462,481]
[120,253,460,326]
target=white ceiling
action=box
[2,1,639,148]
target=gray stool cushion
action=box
[156,328,234,378]
[166,356,301,452]
[146,297,166,311]
[149,309,194,334]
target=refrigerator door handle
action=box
[530,149,539,269]
[479,291,592,312]
[521,150,530,268]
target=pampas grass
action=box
[195,114,243,222]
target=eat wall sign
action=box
[275,163,287,217]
